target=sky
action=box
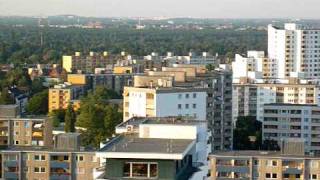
[0,0,319,19]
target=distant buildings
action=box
[268,23,320,79]
[62,52,113,73]
[233,51,276,80]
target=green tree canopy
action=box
[77,87,122,147]
[64,103,76,133]
[25,89,48,115]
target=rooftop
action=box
[100,134,195,160]
[0,145,95,153]
[116,117,204,129]
[211,151,318,159]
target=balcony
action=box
[50,173,70,180]
[3,172,19,179]
[50,161,69,169]
[4,161,18,167]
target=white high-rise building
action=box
[232,51,263,80]
[268,23,320,79]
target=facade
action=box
[0,148,100,180]
[0,117,52,147]
[232,79,320,122]
[210,151,320,180]
[123,86,207,121]
[263,103,320,155]
[97,117,210,180]
[232,51,276,80]
[48,83,86,112]
[268,23,320,79]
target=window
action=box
[76,155,84,161]
[64,156,69,161]
[123,162,158,178]
[185,94,189,98]
[272,173,277,178]
[193,104,196,109]
[178,104,182,109]
[178,94,182,99]
[24,122,29,128]
[15,141,19,145]
[34,155,45,161]
[266,160,277,166]
[193,93,197,98]
[266,173,271,178]
[34,167,45,173]
[253,160,259,166]
[185,104,189,109]
[15,122,19,127]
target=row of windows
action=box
[24,167,87,174]
[177,103,197,109]
[178,93,197,99]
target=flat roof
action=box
[210,151,318,159]
[117,117,204,129]
[99,135,195,160]
[0,146,96,153]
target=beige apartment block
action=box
[0,150,100,180]
[0,117,52,147]
[210,151,320,180]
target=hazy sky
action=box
[0,0,319,19]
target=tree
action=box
[64,103,76,132]
[0,88,14,104]
[205,64,215,71]
[49,109,66,127]
[31,78,45,94]
[104,105,122,137]
[76,87,122,147]
[25,90,48,115]
[262,139,280,151]
[233,116,262,150]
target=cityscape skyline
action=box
[1,0,320,19]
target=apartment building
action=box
[232,78,320,122]
[262,103,320,155]
[0,134,101,180]
[0,116,52,147]
[141,52,220,72]
[210,150,320,180]
[123,64,233,151]
[97,117,210,180]
[123,86,207,121]
[232,51,276,80]
[48,83,86,112]
[62,51,113,73]
[268,23,320,79]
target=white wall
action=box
[139,124,197,139]
[155,91,207,120]
[128,91,147,117]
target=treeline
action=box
[0,26,267,64]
